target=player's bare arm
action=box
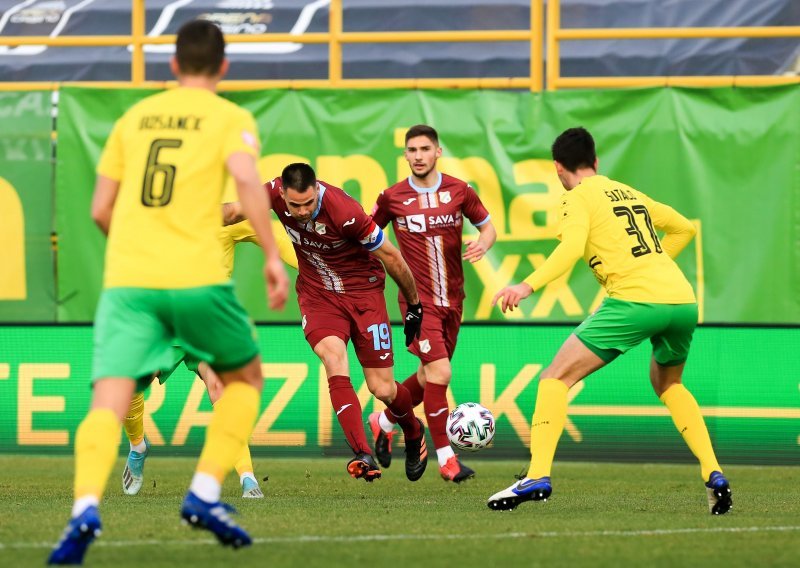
[371,240,419,305]
[463,220,497,263]
[221,201,245,226]
[227,151,289,310]
[371,239,423,346]
[90,175,121,236]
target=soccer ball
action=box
[446,402,495,452]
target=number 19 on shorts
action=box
[367,323,391,351]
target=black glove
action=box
[404,302,423,347]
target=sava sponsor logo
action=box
[405,213,462,233]
[302,237,330,250]
[199,11,272,34]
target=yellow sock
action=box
[197,382,260,482]
[527,378,569,479]
[660,383,722,480]
[234,444,255,478]
[123,392,145,446]
[74,408,122,500]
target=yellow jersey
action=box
[219,219,298,276]
[526,175,696,304]
[96,87,260,289]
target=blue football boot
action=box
[705,471,733,515]
[487,476,552,511]
[47,506,102,565]
[180,491,252,548]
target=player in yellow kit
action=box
[487,127,732,515]
[48,20,289,565]
[121,219,297,499]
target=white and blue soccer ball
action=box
[446,402,495,452]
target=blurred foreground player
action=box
[121,220,298,499]
[487,127,731,515]
[48,20,288,565]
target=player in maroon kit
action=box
[369,124,496,483]
[224,163,428,482]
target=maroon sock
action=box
[424,382,450,450]
[385,373,424,424]
[328,375,371,454]
[386,382,421,439]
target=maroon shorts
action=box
[298,289,394,368]
[400,301,463,364]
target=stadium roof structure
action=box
[0,0,798,83]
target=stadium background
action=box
[0,0,798,467]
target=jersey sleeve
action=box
[341,198,385,251]
[274,219,299,269]
[640,193,697,259]
[524,191,589,291]
[266,178,281,213]
[555,189,590,240]
[463,184,490,226]
[96,117,125,181]
[222,108,260,160]
[371,190,393,228]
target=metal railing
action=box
[0,0,797,91]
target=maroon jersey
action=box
[267,177,386,295]
[372,173,490,307]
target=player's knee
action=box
[319,352,347,375]
[426,368,451,385]
[539,364,561,380]
[369,381,394,402]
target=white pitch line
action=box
[4,525,800,550]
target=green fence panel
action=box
[54,86,800,323]
[0,325,797,466]
[0,91,55,321]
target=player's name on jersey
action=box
[139,115,203,131]
[604,189,636,202]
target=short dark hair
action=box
[551,127,597,173]
[175,19,225,76]
[281,163,317,192]
[405,124,439,146]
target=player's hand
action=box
[404,302,423,347]
[492,283,533,313]
[462,240,488,263]
[264,256,289,311]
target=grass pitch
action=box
[0,456,798,567]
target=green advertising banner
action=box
[54,86,800,323]
[0,325,797,465]
[0,91,55,321]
